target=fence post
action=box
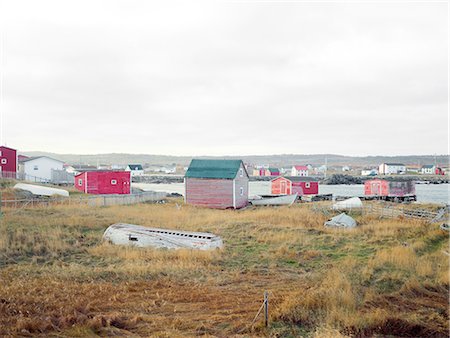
[264,291,269,328]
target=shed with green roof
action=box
[184,159,249,209]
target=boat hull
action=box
[249,193,298,206]
[103,223,223,250]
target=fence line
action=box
[1,191,167,210]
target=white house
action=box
[291,165,309,176]
[421,165,436,175]
[378,163,406,175]
[22,156,65,182]
[361,168,378,176]
[126,164,144,176]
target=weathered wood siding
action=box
[233,162,249,208]
[271,177,292,195]
[185,178,234,209]
[366,179,415,197]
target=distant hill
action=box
[20,151,448,168]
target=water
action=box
[133,182,450,205]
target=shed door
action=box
[371,182,381,195]
[122,179,129,194]
[280,180,286,194]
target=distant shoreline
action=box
[132,174,449,185]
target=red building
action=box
[0,146,17,178]
[292,181,319,195]
[74,171,131,194]
[271,177,292,195]
[271,177,319,195]
[265,168,280,176]
[185,159,249,209]
[364,179,415,197]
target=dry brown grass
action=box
[0,198,448,337]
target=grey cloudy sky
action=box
[0,1,448,156]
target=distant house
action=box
[378,163,406,175]
[0,146,17,178]
[184,159,249,209]
[421,165,435,175]
[66,164,98,175]
[252,168,265,176]
[342,166,350,172]
[291,165,308,177]
[361,168,378,176]
[22,156,64,182]
[74,171,131,194]
[264,168,280,176]
[126,164,144,176]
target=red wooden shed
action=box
[271,177,292,195]
[271,177,319,196]
[0,146,17,178]
[74,171,131,195]
[364,179,415,197]
[185,159,249,209]
[291,179,319,195]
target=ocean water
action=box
[133,182,450,205]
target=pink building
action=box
[74,171,131,194]
[0,146,17,178]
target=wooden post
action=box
[264,290,269,328]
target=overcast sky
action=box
[0,1,448,156]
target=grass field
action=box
[0,194,448,337]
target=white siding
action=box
[23,157,64,181]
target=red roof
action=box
[294,165,308,170]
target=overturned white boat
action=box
[249,193,298,206]
[102,223,223,250]
[332,197,362,210]
[14,183,69,197]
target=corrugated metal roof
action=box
[185,159,244,179]
[422,164,435,168]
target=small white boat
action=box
[14,183,69,197]
[249,193,298,206]
[102,223,223,250]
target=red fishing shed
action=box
[184,159,249,209]
[291,178,319,195]
[74,171,131,194]
[271,176,292,195]
[364,179,415,197]
[0,146,17,178]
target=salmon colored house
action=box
[364,179,415,197]
[74,171,131,194]
[0,146,17,178]
[271,177,292,195]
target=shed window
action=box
[111,179,117,185]
[33,165,38,170]
[239,168,244,177]
[0,158,6,164]
[240,187,244,196]
[78,179,82,186]
[305,182,311,188]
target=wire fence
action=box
[0,191,168,210]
